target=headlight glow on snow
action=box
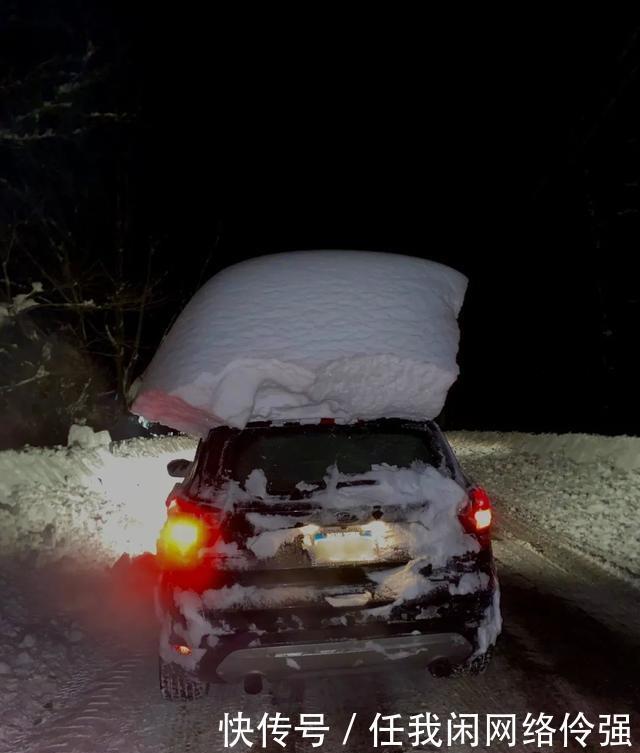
[63,443,198,561]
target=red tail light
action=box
[460,487,493,534]
[157,495,218,568]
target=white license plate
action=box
[307,529,378,564]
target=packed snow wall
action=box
[132,251,468,435]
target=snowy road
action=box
[3,508,639,753]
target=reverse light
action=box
[460,487,493,534]
[473,507,492,531]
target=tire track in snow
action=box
[17,651,147,753]
[494,511,640,745]
[496,510,640,689]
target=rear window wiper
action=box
[266,478,378,497]
[336,479,378,489]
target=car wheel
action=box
[159,658,209,701]
[459,646,494,676]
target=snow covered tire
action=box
[458,646,494,676]
[159,658,209,701]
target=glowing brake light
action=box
[163,516,202,553]
[173,644,192,657]
[460,487,493,534]
[158,505,208,566]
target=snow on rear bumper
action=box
[211,632,473,682]
[164,587,495,682]
[158,550,499,679]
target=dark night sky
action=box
[3,7,640,437]
[135,15,640,435]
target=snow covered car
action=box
[155,418,500,700]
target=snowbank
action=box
[449,431,640,581]
[132,251,467,434]
[0,431,197,564]
[449,431,640,473]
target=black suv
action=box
[155,418,499,700]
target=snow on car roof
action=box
[132,250,467,435]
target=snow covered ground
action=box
[449,431,640,582]
[0,430,197,564]
[0,428,638,751]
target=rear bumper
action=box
[159,551,497,683]
[171,607,490,684]
[213,632,473,682]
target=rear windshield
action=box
[205,422,447,496]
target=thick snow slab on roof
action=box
[132,251,467,434]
